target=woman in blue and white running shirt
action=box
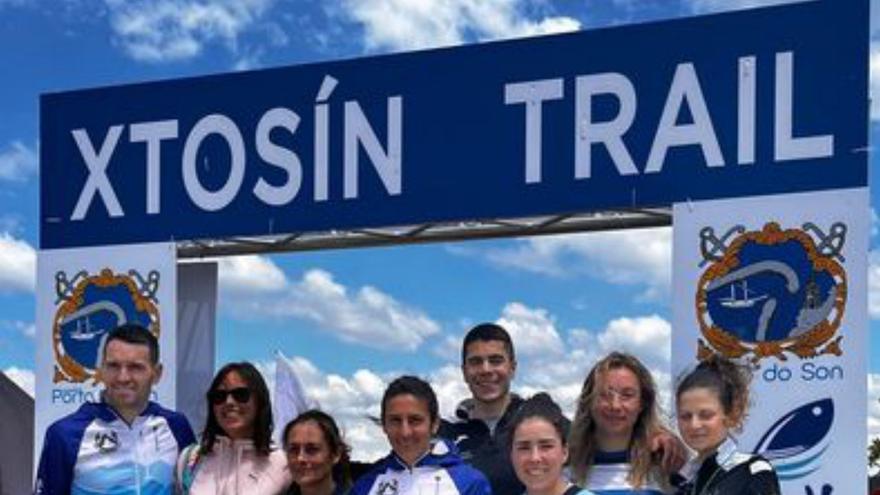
[568,353,673,495]
[509,393,594,495]
[349,375,492,495]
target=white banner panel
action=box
[176,261,218,436]
[672,188,867,495]
[34,242,177,470]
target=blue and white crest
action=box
[752,398,834,481]
[52,268,160,384]
[695,222,847,363]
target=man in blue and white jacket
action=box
[34,324,195,495]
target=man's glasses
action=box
[209,387,252,405]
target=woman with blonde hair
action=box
[569,352,675,494]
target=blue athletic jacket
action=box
[34,400,195,495]
[350,439,492,495]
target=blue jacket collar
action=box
[83,397,161,423]
[384,438,463,471]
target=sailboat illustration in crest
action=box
[719,280,768,309]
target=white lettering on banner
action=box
[774,52,834,161]
[738,56,756,165]
[574,73,639,179]
[507,51,836,183]
[314,75,338,202]
[645,62,724,173]
[182,114,246,212]
[344,96,403,199]
[68,75,403,219]
[71,125,125,220]
[504,78,564,183]
[254,108,302,206]
[130,120,179,214]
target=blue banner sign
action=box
[40,0,868,248]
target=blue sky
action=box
[0,0,879,458]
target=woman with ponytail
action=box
[509,393,595,495]
[283,410,351,495]
[673,356,780,495]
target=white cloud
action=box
[432,334,463,362]
[479,228,671,300]
[341,0,579,52]
[1,320,35,339]
[0,233,36,293]
[871,42,880,121]
[259,269,441,351]
[686,0,808,14]
[595,315,671,371]
[217,255,288,294]
[4,366,35,397]
[496,302,564,357]
[870,374,880,444]
[0,141,37,182]
[872,208,879,239]
[105,0,275,62]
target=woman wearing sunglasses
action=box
[175,362,291,494]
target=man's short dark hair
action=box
[461,322,515,364]
[103,323,160,365]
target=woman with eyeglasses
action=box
[283,410,351,495]
[175,362,291,494]
[568,352,678,494]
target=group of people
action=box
[34,322,781,495]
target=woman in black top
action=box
[673,356,780,495]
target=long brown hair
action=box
[201,362,274,456]
[568,352,664,488]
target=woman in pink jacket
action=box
[175,362,292,494]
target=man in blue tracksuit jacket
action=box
[34,324,195,495]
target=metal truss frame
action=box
[177,208,671,258]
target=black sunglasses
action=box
[209,387,252,405]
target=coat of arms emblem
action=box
[695,222,846,363]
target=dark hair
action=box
[509,393,568,451]
[461,322,515,364]
[201,362,273,456]
[103,323,160,365]
[283,410,352,494]
[676,355,752,430]
[569,352,663,489]
[381,375,439,424]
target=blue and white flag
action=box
[273,350,314,446]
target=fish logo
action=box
[752,398,834,481]
[52,268,160,384]
[695,222,847,363]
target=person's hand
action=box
[650,429,687,474]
